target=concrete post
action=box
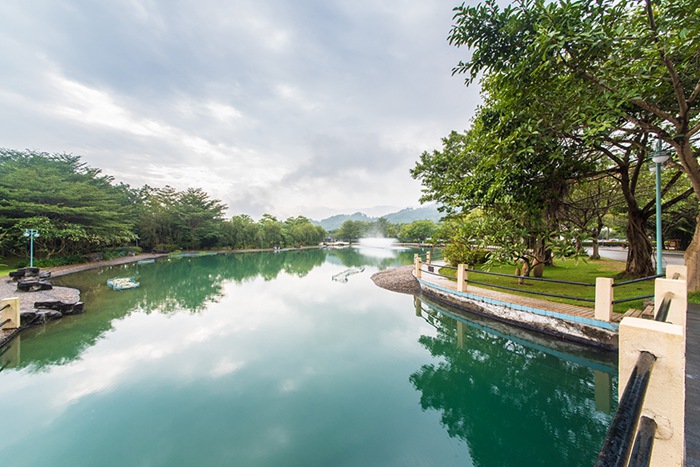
[654,278,687,327]
[414,256,422,279]
[595,277,614,322]
[666,265,687,281]
[1,297,20,330]
[457,264,467,293]
[426,251,431,265]
[619,317,685,466]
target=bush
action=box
[444,243,490,266]
[155,244,180,252]
[26,255,85,268]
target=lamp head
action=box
[23,231,29,237]
[652,154,669,164]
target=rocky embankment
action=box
[370,265,421,295]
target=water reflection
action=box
[0,248,619,466]
[410,296,616,466]
[15,248,415,370]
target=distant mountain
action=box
[313,205,443,231]
[315,212,374,231]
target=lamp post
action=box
[652,139,670,275]
[23,229,40,268]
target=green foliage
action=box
[397,220,438,243]
[443,242,489,267]
[23,255,85,268]
[136,185,226,250]
[0,149,136,257]
[415,0,700,278]
[335,220,365,243]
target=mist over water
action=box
[356,237,401,259]
[357,237,398,248]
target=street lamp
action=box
[23,229,40,268]
[652,139,670,275]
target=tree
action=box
[0,149,135,258]
[257,214,284,248]
[559,177,622,260]
[449,0,700,285]
[412,102,593,274]
[283,216,326,246]
[222,214,258,249]
[335,220,365,244]
[175,188,227,249]
[398,220,438,243]
[136,185,226,250]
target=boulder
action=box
[10,267,41,282]
[17,280,53,292]
[34,301,85,315]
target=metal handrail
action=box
[628,416,657,467]
[612,294,655,305]
[655,291,674,322]
[595,351,657,466]
[465,267,595,286]
[613,275,663,287]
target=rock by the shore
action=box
[1,279,80,316]
[371,266,421,295]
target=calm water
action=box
[0,248,616,466]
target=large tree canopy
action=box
[459,0,700,279]
[422,0,699,281]
[0,149,135,257]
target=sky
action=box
[0,0,481,220]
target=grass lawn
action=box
[438,258,657,314]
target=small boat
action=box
[137,259,155,264]
[107,277,140,290]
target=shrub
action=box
[444,243,490,267]
[26,255,85,268]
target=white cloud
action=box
[0,0,479,219]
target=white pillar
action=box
[653,278,687,327]
[595,277,614,322]
[1,297,20,330]
[457,264,467,293]
[619,318,685,466]
[414,257,422,279]
[665,265,687,281]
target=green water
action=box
[0,248,616,466]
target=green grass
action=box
[438,258,655,314]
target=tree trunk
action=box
[685,212,700,292]
[591,238,600,260]
[625,210,655,277]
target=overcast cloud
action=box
[0,0,480,220]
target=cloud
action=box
[0,0,479,219]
